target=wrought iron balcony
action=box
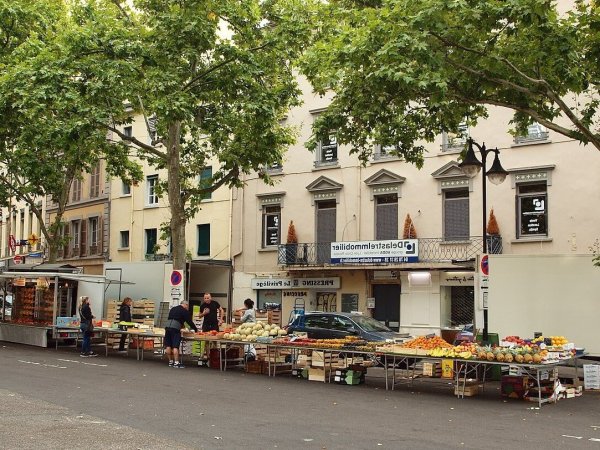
[145,253,173,261]
[277,236,502,266]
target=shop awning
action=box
[0,272,135,285]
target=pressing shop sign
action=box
[252,277,340,290]
[330,239,418,263]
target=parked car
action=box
[286,312,409,342]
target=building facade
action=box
[231,76,600,336]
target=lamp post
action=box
[459,138,508,342]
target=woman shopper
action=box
[236,298,256,324]
[79,296,98,357]
[118,297,133,352]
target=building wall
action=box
[232,74,600,334]
[108,116,232,265]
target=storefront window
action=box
[257,289,281,310]
[517,183,548,238]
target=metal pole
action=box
[480,147,489,342]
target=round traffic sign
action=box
[480,255,489,276]
[13,255,22,265]
[170,270,183,286]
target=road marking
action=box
[18,360,67,369]
[561,435,583,439]
[589,438,600,442]
[57,358,108,367]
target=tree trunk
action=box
[166,121,187,273]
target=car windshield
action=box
[351,315,391,332]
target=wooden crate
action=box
[308,367,331,382]
[311,350,339,367]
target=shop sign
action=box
[330,239,418,264]
[251,277,340,290]
[441,272,475,286]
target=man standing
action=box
[164,300,198,368]
[199,292,224,332]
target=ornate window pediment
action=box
[431,161,472,194]
[306,176,343,205]
[364,169,406,200]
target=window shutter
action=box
[376,202,398,240]
[80,220,87,257]
[63,224,70,257]
[444,197,469,240]
[316,202,336,263]
[96,217,103,255]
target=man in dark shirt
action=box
[164,300,198,368]
[199,292,224,332]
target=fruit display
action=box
[399,335,453,350]
[223,321,286,342]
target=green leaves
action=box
[301,0,600,158]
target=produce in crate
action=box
[223,321,286,342]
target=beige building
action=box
[231,76,600,336]
[0,198,44,269]
[45,161,110,275]
[107,118,234,310]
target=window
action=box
[145,228,157,254]
[374,144,397,161]
[316,134,338,166]
[71,220,80,249]
[316,200,337,263]
[72,178,82,202]
[89,217,98,248]
[375,194,398,240]
[262,205,281,247]
[304,314,330,329]
[90,164,100,198]
[517,183,548,238]
[257,289,281,310]
[197,224,210,256]
[199,166,212,200]
[120,230,130,248]
[123,126,133,137]
[146,175,159,206]
[442,122,469,151]
[443,189,469,240]
[514,122,549,144]
[122,181,131,196]
[330,315,355,331]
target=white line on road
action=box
[589,438,600,442]
[561,435,583,439]
[57,358,108,367]
[18,360,67,369]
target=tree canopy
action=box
[0,0,142,261]
[301,0,600,165]
[100,0,314,269]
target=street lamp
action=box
[459,138,508,342]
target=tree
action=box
[0,0,142,262]
[402,214,416,239]
[101,0,314,272]
[486,209,500,236]
[300,0,600,165]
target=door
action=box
[372,284,401,331]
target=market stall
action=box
[0,268,134,347]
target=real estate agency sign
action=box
[330,239,418,264]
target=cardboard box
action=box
[441,359,454,379]
[454,383,479,397]
[311,350,338,367]
[423,361,442,377]
[584,365,600,390]
[501,375,529,399]
[308,367,331,382]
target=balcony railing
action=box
[145,253,172,261]
[277,236,502,266]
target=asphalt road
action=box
[1,343,599,450]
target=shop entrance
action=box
[372,284,400,331]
